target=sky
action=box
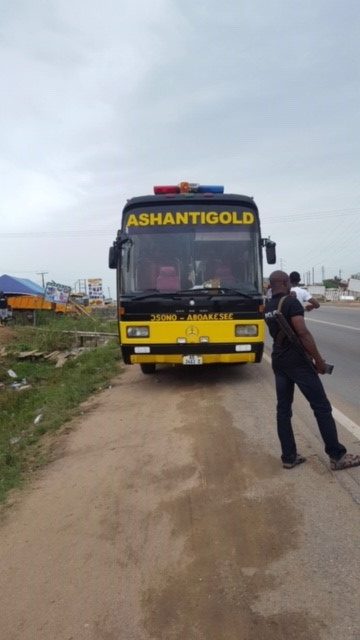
[1,0,360,297]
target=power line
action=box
[263,209,360,224]
[0,230,114,238]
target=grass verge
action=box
[0,322,121,503]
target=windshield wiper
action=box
[129,289,219,301]
[130,290,181,301]
[178,287,256,299]
[216,287,256,299]
[130,289,160,300]
[129,288,258,301]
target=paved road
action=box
[305,305,360,424]
[0,362,360,640]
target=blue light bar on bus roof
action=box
[153,182,224,195]
[197,185,224,193]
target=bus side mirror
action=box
[109,245,118,269]
[262,238,276,264]
[109,233,132,269]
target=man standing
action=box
[265,270,360,470]
[289,271,320,311]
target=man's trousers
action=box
[272,361,346,463]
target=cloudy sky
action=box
[1,0,359,296]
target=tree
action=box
[323,276,346,289]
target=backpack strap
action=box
[277,295,289,313]
[274,295,290,346]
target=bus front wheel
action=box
[140,363,156,375]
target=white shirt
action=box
[291,286,311,306]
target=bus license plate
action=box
[183,355,203,365]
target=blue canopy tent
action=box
[0,274,44,296]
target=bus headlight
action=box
[235,324,258,337]
[126,326,149,338]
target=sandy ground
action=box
[0,326,16,345]
[0,361,360,640]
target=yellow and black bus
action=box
[109,182,276,374]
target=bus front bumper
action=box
[121,343,263,365]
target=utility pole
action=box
[321,266,325,282]
[36,272,48,289]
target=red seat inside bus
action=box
[156,266,180,291]
[215,265,236,285]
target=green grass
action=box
[0,319,122,503]
[8,315,118,353]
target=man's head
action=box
[269,270,290,294]
[289,271,301,285]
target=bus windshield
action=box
[120,227,262,295]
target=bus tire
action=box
[140,363,156,374]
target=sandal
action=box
[283,455,307,469]
[330,453,360,471]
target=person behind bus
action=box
[289,271,320,311]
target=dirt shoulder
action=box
[0,326,16,345]
[0,363,359,640]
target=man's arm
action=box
[300,287,320,311]
[290,315,326,373]
[305,296,320,311]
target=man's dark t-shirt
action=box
[265,293,306,368]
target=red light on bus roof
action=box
[153,185,180,194]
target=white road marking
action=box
[332,408,360,440]
[262,352,360,441]
[306,317,360,331]
[263,353,271,365]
